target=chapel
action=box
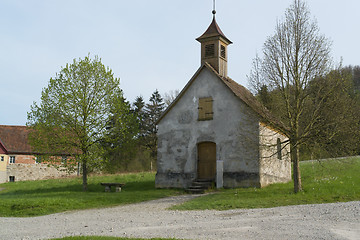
[155,8,291,189]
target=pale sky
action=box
[1,0,359,125]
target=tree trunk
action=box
[291,140,302,193]
[82,161,88,191]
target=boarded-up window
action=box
[198,97,213,120]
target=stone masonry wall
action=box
[6,163,77,182]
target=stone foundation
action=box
[155,171,262,189]
[155,172,196,189]
[223,172,261,188]
[260,173,291,187]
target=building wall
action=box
[156,68,260,188]
[5,163,77,182]
[0,154,7,183]
[0,154,76,183]
[7,154,36,164]
[0,154,7,171]
[259,123,291,187]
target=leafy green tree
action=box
[144,90,165,161]
[27,55,125,191]
[303,67,360,158]
[343,65,360,93]
[248,0,333,193]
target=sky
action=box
[1,0,359,126]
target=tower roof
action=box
[196,16,232,44]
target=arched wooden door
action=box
[197,142,216,180]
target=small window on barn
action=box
[1,156,4,162]
[9,176,15,182]
[35,156,42,164]
[62,156,68,164]
[277,138,282,160]
[205,44,215,58]
[221,45,226,58]
[9,156,15,164]
[198,97,213,121]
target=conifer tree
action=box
[144,90,165,160]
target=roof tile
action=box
[0,125,32,154]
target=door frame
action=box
[196,141,216,180]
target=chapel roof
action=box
[196,16,232,44]
[157,63,288,135]
[0,125,32,154]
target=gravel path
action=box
[1,195,359,240]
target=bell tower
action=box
[196,3,232,77]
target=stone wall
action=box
[259,123,291,187]
[5,163,77,182]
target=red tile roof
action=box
[0,125,33,154]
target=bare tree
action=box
[163,89,180,107]
[248,0,333,193]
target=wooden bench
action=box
[100,183,125,192]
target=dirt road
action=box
[0,195,359,240]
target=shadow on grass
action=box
[1,180,159,198]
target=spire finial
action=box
[212,0,216,16]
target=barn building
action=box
[0,125,76,183]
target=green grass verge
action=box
[52,237,178,240]
[172,157,360,210]
[0,172,183,217]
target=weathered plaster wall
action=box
[0,171,6,183]
[156,68,260,188]
[5,163,77,183]
[0,154,7,183]
[259,123,291,186]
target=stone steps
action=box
[186,179,214,194]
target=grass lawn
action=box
[52,237,178,240]
[1,158,359,217]
[0,172,183,217]
[172,157,360,210]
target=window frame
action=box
[61,156,68,164]
[35,156,42,164]
[277,138,282,160]
[9,156,15,164]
